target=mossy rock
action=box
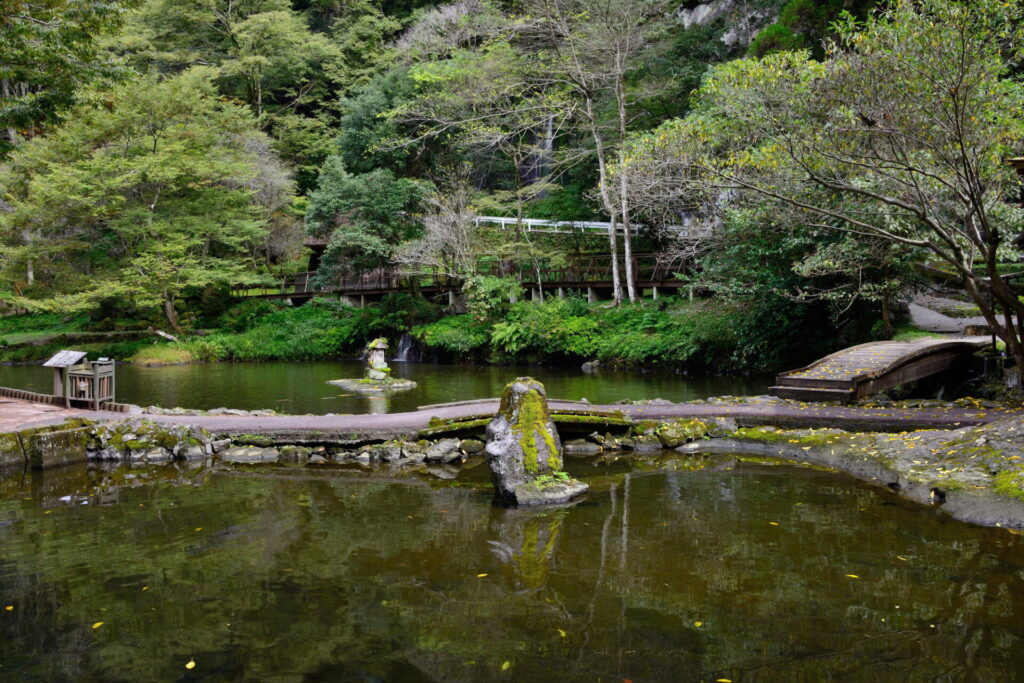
[655,419,712,448]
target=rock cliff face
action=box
[485,378,588,506]
[676,0,780,47]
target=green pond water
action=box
[0,362,766,414]
[2,453,1024,681]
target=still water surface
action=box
[2,453,1024,681]
[0,361,766,414]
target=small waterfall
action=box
[393,332,416,362]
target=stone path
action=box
[3,396,1018,437]
[909,301,988,334]
[0,398,86,432]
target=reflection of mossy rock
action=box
[327,377,417,394]
[485,377,588,506]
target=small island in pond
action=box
[327,338,417,394]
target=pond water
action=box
[2,453,1024,681]
[0,362,767,414]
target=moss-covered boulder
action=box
[0,433,24,469]
[655,419,711,448]
[485,378,588,506]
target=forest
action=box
[2,0,1022,375]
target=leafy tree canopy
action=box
[0,69,291,330]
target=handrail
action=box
[231,253,686,298]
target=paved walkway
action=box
[2,396,1015,437]
[909,302,988,334]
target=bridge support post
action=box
[651,286,659,301]
[448,290,457,308]
[557,287,565,299]
[587,287,598,303]
[340,294,359,308]
[531,288,541,301]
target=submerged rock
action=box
[217,446,279,464]
[485,377,588,506]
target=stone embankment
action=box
[4,393,1024,528]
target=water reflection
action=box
[0,361,767,415]
[1,457,1024,680]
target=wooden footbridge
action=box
[770,337,991,403]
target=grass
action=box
[891,323,945,342]
[128,343,195,365]
[0,313,90,345]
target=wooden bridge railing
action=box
[231,254,687,299]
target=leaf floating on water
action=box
[185,660,196,670]
[477,573,488,578]
[694,621,703,628]
[717,679,733,682]
[769,522,779,526]
[194,527,203,532]
[501,661,511,671]
[846,574,860,579]
[92,621,104,629]
[142,586,149,591]
[557,628,566,638]
[896,556,909,561]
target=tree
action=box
[522,0,668,303]
[0,0,139,153]
[0,69,288,331]
[110,0,341,191]
[622,0,1024,378]
[305,157,424,284]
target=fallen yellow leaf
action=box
[769,522,779,526]
[92,621,104,629]
[4,605,12,611]
[557,628,566,637]
[846,574,860,579]
[501,661,511,671]
[694,621,703,627]
[185,660,196,670]
[477,573,488,578]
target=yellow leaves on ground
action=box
[476,573,488,578]
[769,522,779,526]
[92,621,104,629]
[846,574,860,579]
[557,628,567,638]
[694,621,703,628]
[501,660,511,671]
[194,527,202,532]
[185,660,196,670]
[4,605,13,611]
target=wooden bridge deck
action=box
[770,337,991,403]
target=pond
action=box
[0,362,767,414]
[2,453,1024,681]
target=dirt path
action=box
[4,396,1016,437]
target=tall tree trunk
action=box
[615,62,637,302]
[585,96,622,304]
[163,291,182,334]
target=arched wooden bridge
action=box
[770,337,991,403]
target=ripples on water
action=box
[2,453,1024,681]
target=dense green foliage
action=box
[4,0,1012,375]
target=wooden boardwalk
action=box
[770,337,991,403]
[232,253,689,303]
